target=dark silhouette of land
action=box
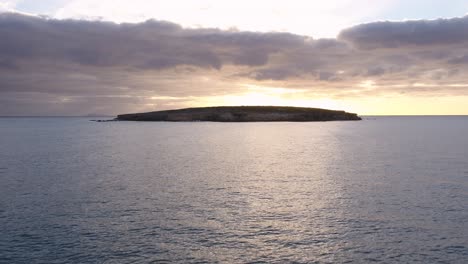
[116,106,361,122]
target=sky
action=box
[1,0,468,115]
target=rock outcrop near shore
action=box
[117,106,361,122]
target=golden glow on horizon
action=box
[180,94,468,115]
[146,82,468,115]
[188,84,350,111]
[220,94,345,111]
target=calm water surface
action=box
[0,117,467,263]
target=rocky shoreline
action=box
[116,106,362,122]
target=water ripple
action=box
[1,117,468,263]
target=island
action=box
[116,106,361,122]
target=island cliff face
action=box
[117,106,361,122]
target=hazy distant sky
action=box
[1,0,468,115]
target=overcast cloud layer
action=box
[1,13,468,115]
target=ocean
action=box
[0,116,467,263]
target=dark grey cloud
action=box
[0,13,220,69]
[1,12,468,115]
[0,13,314,70]
[0,58,17,70]
[339,16,468,49]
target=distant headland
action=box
[116,106,361,122]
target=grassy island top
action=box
[116,106,361,122]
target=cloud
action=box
[1,12,468,115]
[338,16,468,49]
[0,13,313,70]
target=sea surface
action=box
[0,116,467,263]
